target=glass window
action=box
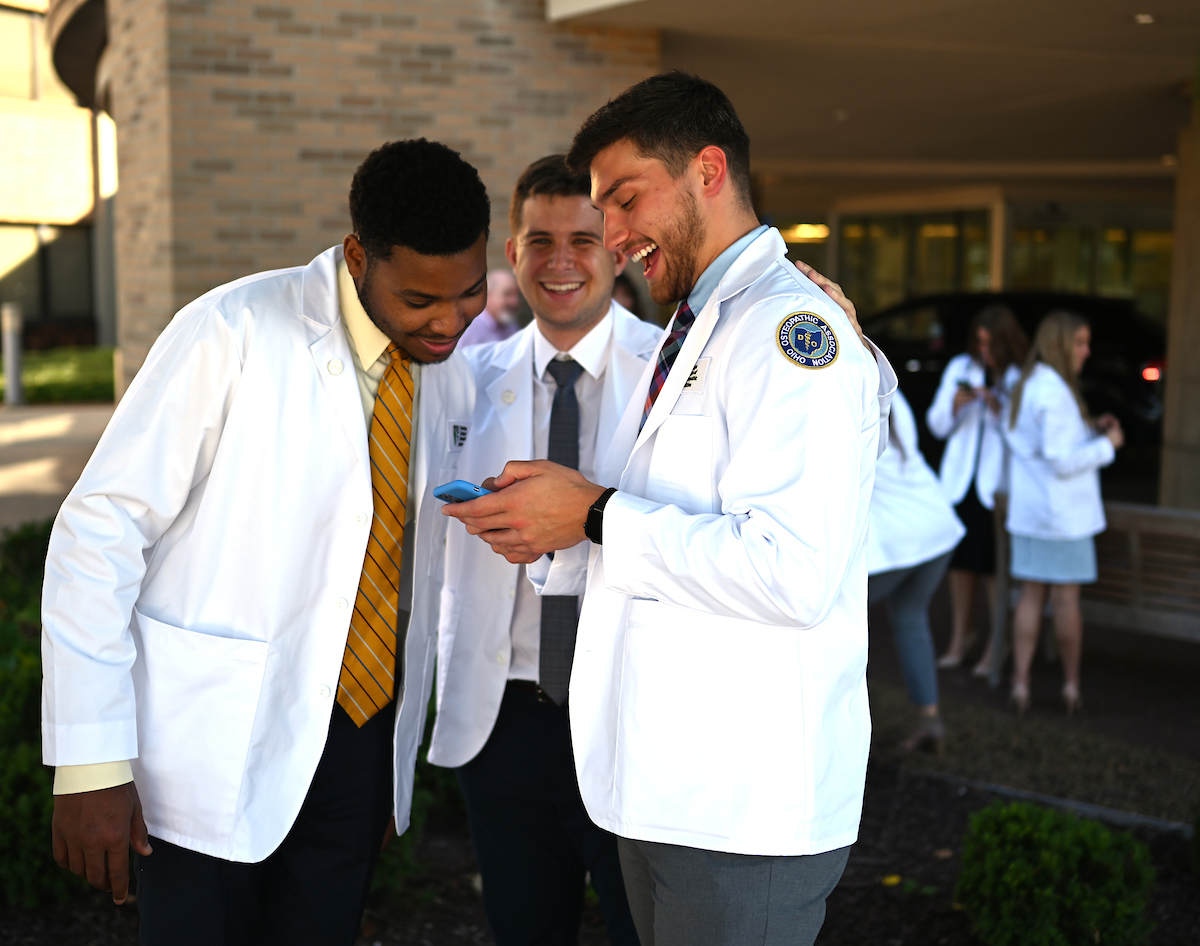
[44,227,93,318]
[0,224,93,321]
[962,213,991,291]
[1130,231,1172,325]
[1009,226,1093,294]
[0,224,40,317]
[839,210,992,316]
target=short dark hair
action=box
[509,154,591,234]
[349,138,490,260]
[566,71,752,206]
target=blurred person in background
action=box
[868,389,965,753]
[1005,311,1123,715]
[459,268,522,346]
[926,305,1028,675]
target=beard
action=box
[646,187,707,306]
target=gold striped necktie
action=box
[338,344,413,727]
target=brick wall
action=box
[105,0,660,388]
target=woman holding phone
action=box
[926,306,1028,674]
[1004,311,1123,715]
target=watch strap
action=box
[585,487,618,545]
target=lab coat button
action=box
[353,512,368,527]
[501,390,516,404]
[327,359,344,376]
[508,586,515,599]
[334,597,349,611]
[496,653,506,664]
[316,684,331,699]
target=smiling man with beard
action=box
[42,139,485,945]
[445,73,896,946]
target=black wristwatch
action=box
[585,488,618,545]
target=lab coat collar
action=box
[301,246,371,477]
[481,326,537,457]
[632,227,787,452]
[532,306,614,384]
[336,258,391,367]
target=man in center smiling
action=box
[428,154,658,944]
[446,72,896,945]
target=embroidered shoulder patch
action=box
[777,312,839,369]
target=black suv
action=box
[862,292,1166,503]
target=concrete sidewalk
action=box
[0,404,115,532]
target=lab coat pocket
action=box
[130,609,269,851]
[618,603,737,832]
[645,415,715,512]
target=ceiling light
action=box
[780,224,830,243]
[1134,13,1155,24]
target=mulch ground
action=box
[5,582,1198,944]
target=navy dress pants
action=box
[456,682,640,946]
[135,701,396,946]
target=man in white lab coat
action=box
[42,139,486,945]
[446,73,895,946]
[428,154,659,945]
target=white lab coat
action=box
[427,303,661,768]
[533,229,897,856]
[1005,363,1114,540]
[868,390,965,574]
[926,353,1020,509]
[41,247,473,862]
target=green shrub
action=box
[370,697,467,897]
[0,347,114,404]
[956,801,1155,946]
[0,518,55,625]
[0,740,87,908]
[0,519,84,908]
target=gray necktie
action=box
[539,358,584,705]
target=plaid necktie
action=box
[539,358,584,705]
[640,302,695,431]
[338,344,413,727]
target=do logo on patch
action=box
[777,312,839,369]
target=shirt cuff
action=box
[53,760,134,795]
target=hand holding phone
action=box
[434,479,494,503]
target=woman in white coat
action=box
[1005,311,1123,714]
[926,306,1027,673]
[869,389,966,751]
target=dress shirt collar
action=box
[531,305,614,382]
[337,259,392,367]
[686,223,769,316]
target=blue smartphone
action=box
[434,479,493,503]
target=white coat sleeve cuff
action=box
[53,760,134,795]
[527,542,589,597]
[597,491,662,598]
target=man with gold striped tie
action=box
[42,139,487,944]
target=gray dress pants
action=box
[617,837,850,946]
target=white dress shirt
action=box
[508,316,612,682]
